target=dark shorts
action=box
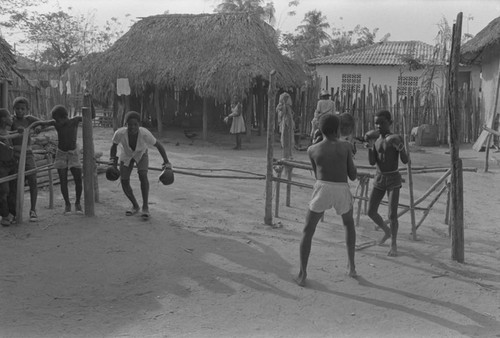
[373,171,402,191]
[120,152,149,180]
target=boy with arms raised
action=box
[295,113,358,287]
[10,97,42,222]
[367,110,408,257]
[40,105,94,214]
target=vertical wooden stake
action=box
[448,13,464,263]
[202,97,208,141]
[402,98,417,240]
[264,70,277,225]
[15,129,30,224]
[82,95,95,216]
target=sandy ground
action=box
[1,126,500,338]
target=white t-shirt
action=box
[112,126,157,166]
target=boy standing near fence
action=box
[0,109,18,226]
[366,110,408,257]
[295,113,358,287]
[40,104,94,214]
[9,97,42,222]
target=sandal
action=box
[126,208,140,216]
[141,211,150,220]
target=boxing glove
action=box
[312,129,323,144]
[364,129,380,142]
[386,134,405,151]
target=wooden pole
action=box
[154,87,162,137]
[202,97,208,141]
[448,13,464,263]
[264,70,277,225]
[46,152,54,209]
[402,98,417,240]
[15,121,44,224]
[82,94,95,216]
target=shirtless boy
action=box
[295,113,358,287]
[40,105,95,214]
[367,110,408,256]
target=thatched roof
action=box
[461,16,500,64]
[0,37,16,79]
[89,13,306,102]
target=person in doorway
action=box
[295,113,358,287]
[109,111,171,220]
[366,110,408,257]
[224,96,246,150]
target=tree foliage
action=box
[214,0,276,25]
[279,9,386,70]
[2,5,132,74]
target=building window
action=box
[397,76,419,97]
[341,74,361,94]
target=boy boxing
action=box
[109,111,171,220]
[295,113,358,287]
[10,97,42,222]
[367,110,408,256]
[40,105,94,214]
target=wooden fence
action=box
[295,83,481,144]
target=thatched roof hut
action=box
[461,16,500,64]
[0,37,15,79]
[89,13,305,103]
[461,16,500,150]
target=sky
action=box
[6,0,500,47]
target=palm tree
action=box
[214,0,275,25]
[295,10,330,60]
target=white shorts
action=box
[309,180,353,215]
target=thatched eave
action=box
[461,16,500,64]
[0,37,16,79]
[88,13,306,102]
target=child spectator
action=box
[109,111,171,220]
[10,97,42,222]
[367,110,408,256]
[0,109,18,226]
[295,113,358,287]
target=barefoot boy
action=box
[9,97,42,222]
[295,113,357,287]
[367,110,408,256]
[109,111,171,220]
[40,105,94,214]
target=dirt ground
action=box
[1,126,500,338]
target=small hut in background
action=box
[0,37,16,108]
[87,13,306,138]
[461,16,500,150]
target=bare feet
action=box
[294,271,307,287]
[388,244,398,257]
[347,269,358,278]
[378,232,391,245]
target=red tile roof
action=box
[307,41,438,66]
